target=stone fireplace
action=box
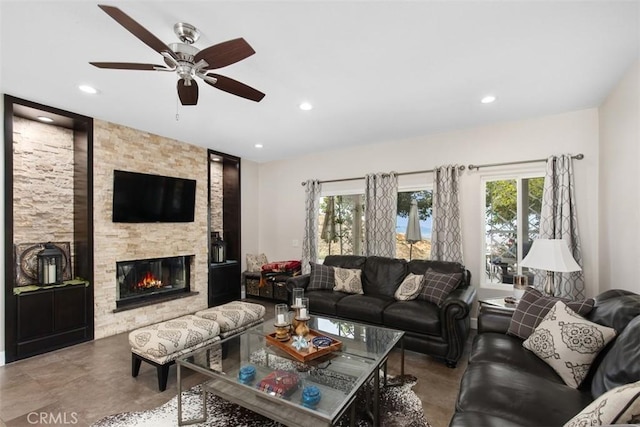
[116,255,192,309]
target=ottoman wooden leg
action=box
[132,353,142,377]
[157,364,170,392]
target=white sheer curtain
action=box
[364,172,398,257]
[431,165,464,263]
[301,179,321,274]
[539,155,585,299]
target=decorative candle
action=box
[300,308,307,318]
[295,298,302,307]
[277,314,285,324]
[48,264,56,284]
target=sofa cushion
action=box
[587,289,640,332]
[565,380,640,427]
[523,301,616,389]
[469,333,565,382]
[417,268,462,306]
[394,273,424,301]
[384,300,441,336]
[306,290,347,317]
[507,287,595,339]
[591,314,640,398]
[308,262,335,291]
[336,294,395,324]
[333,267,363,294]
[456,362,593,427]
[362,256,407,297]
[323,255,367,269]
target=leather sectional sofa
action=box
[450,289,640,426]
[287,255,476,367]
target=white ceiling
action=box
[1,1,638,163]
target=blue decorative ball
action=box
[302,385,322,408]
[238,365,256,384]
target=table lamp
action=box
[519,239,582,296]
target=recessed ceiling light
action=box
[36,116,54,123]
[254,144,263,148]
[78,84,98,94]
[481,95,496,104]
[299,102,313,111]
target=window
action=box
[396,190,432,260]
[318,189,433,261]
[318,194,364,260]
[483,174,544,287]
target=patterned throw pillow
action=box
[563,380,640,426]
[307,262,335,291]
[507,287,595,340]
[523,301,616,389]
[417,269,462,306]
[333,267,364,294]
[394,274,424,301]
[246,253,268,272]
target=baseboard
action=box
[0,351,5,366]
[471,317,478,330]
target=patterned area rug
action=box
[92,375,430,427]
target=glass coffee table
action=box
[177,316,404,427]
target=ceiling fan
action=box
[90,4,265,105]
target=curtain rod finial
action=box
[468,164,477,170]
[574,154,584,160]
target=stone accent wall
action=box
[93,120,209,339]
[12,117,75,265]
[210,161,223,235]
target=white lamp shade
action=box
[519,239,582,272]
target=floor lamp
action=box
[519,239,582,296]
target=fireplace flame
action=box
[137,271,163,289]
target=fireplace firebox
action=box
[116,255,191,308]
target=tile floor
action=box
[0,298,470,427]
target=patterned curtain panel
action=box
[539,155,585,299]
[431,165,464,263]
[301,180,321,274]
[364,172,398,257]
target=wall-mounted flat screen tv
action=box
[112,170,196,223]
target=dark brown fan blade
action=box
[90,62,164,70]
[98,5,177,60]
[204,74,265,102]
[194,38,255,70]
[177,79,199,106]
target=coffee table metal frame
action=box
[176,316,404,427]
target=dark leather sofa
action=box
[287,255,476,367]
[450,289,640,426]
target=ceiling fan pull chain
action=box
[176,96,180,121]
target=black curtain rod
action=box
[468,154,584,171]
[301,165,466,186]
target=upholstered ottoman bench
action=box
[129,315,220,392]
[195,300,266,338]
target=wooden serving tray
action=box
[265,329,342,363]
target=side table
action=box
[479,297,518,312]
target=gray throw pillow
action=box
[417,268,462,306]
[307,262,335,291]
[507,287,595,340]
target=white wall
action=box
[0,97,4,365]
[257,109,601,298]
[598,60,640,294]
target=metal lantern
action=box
[212,232,227,263]
[37,243,63,285]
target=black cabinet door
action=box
[54,285,87,332]
[209,261,241,307]
[17,290,54,341]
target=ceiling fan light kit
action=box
[90,4,265,106]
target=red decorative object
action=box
[259,260,302,288]
[255,370,299,398]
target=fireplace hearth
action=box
[116,255,192,309]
